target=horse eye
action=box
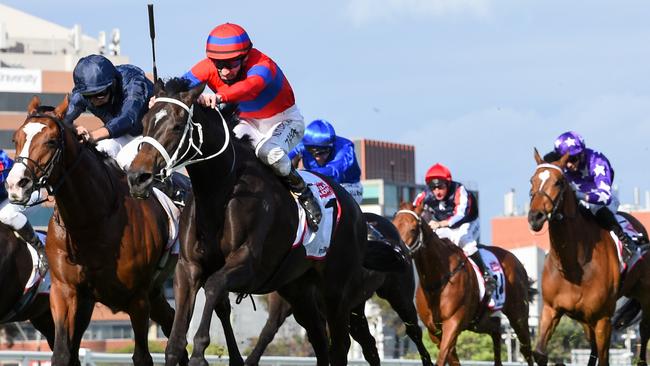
[46,139,58,148]
[172,124,184,132]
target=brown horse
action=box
[0,226,55,352]
[393,202,536,366]
[6,96,185,366]
[127,79,374,366]
[528,149,622,365]
[244,212,433,366]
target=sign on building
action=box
[0,68,42,92]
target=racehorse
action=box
[0,225,54,351]
[394,202,535,366]
[244,212,433,366]
[127,79,370,366]
[528,149,629,365]
[6,96,186,366]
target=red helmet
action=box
[205,23,252,60]
[425,163,452,185]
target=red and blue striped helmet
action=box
[205,23,252,60]
[554,131,586,156]
[303,120,336,147]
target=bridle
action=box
[138,97,232,179]
[532,163,567,221]
[395,209,424,254]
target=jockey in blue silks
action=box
[0,149,46,274]
[553,131,636,260]
[289,119,363,204]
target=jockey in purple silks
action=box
[552,131,636,260]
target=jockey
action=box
[553,131,636,259]
[414,163,495,293]
[171,23,321,231]
[289,119,363,204]
[64,54,151,170]
[0,150,47,275]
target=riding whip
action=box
[147,4,158,82]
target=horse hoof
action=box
[533,351,548,366]
[188,357,209,366]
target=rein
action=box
[532,163,568,221]
[139,97,232,178]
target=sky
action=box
[5,0,650,241]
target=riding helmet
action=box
[72,55,118,95]
[554,131,586,156]
[205,23,252,60]
[425,163,452,185]
[303,119,336,147]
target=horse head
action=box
[527,148,576,231]
[393,201,427,254]
[6,96,69,204]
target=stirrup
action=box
[36,247,48,276]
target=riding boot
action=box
[469,251,495,296]
[283,168,322,232]
[17,222,48,276]
[595,207,636,262]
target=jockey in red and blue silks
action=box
[552,131,636,259]
[0,149,46,274]
[64,54,153,170]
[168,23,321,231]
[289,120,363,204]
[413,163,494,292]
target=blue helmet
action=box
[303,119,336,147]
[554,131,586,156]
[72,55,118,95]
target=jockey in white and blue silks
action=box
[0,150,46,274]
[289,119,363,204]
[64,54,152,170]
[552,131,636,259]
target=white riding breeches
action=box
[435,219,481,256]
[0,190,43,230]
[341,182,364,205]
[96,134,138,170]
[233,105,305,177]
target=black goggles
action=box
[428,179,448,190]
[307,146,332,157]
[83,88,110,99]
[214,58,244,70]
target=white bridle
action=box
[138,97,231,178]
[395,209,424,253]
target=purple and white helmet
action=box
[554,131,585,156]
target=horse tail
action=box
[526,277,538,302]
[613,298,643,330]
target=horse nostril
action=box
[17,178,31,188]
[137,172,153,186]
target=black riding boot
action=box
[595,207,635,261]
[17,222,47,276]
[283,168,322,232]
[469,251,495,295]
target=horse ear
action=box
[180,82,206,106]
[53,95,69,120]
[534,148,544,165]
[154,78,166,97]
[27,95,40,115]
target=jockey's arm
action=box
[103,78,150,140]
[63,93,86,126]
[310,143,356,182]
[288,144,304,169]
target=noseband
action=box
[532,163,567,221]
[395,209,424,254]
[139,97,231,178]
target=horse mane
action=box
[543,151,562,163]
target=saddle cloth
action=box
[468,248,506,311]
[611,213,646,272]
[152,188,180,255]
[291,171,341,260]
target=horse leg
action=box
[638,316,650,366]
[278,279,330,366]
[509,314,534,366]
[487,316,503,366]
[533,305,562,366]
[349,302,380,366]
[245,292,293,366]
[436,318,463,366]
[127,294,154,366]
[584,325,598,366]
[50,280,90,366]
[29,311,56,351]
[150,289,189,366]
[594,317,612,366]
[376,284,433,365]
[166,259,203,366]
[323,283,353,366]
[213,296,244,366]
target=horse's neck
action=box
[54,137,119,228]
[415,226,455,279]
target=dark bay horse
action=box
[245,212,432,366]
[127,79,368,366]
[0,225,54,351]
[6,96,184,366]
[528,149,623,365]
[393,202,535,366]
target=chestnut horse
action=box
[6,96,185,366]
[127,79,370,366]
[528,149,623,365]
[393,202,535,366]
[0,226,54,351]
[245,212,432,366]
